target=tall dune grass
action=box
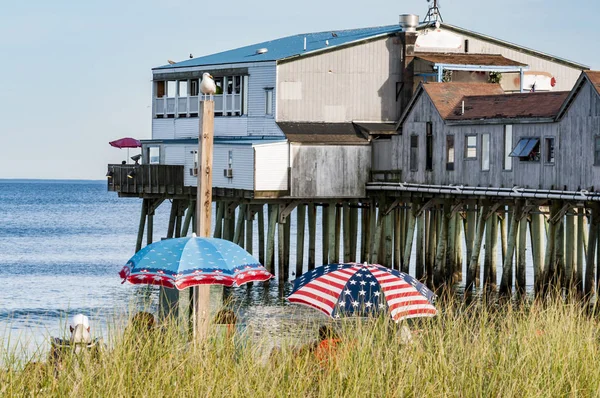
[2,299,600,397]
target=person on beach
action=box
[313,324,342,365]
[49,314,104,371]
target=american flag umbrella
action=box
[287,263,436,322]
[118,236,272,289]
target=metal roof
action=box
[154,25,401,70]
[416,53,527,67]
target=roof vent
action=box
[399,14,419,32]
[256,48,268,55]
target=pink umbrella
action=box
[109,137,141,148]
[109,137,141,164]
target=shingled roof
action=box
[446,91,570,121]
[416,53,527,67]
[422,82,505,120]
[584,71,600,96]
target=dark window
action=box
[465,135,477,159]
[426,123,433,171]
[446,135,455,171]
[595,137,600,166]
[410,135,419,171]
[190,80,199,96]
[464,39,469,53]
[510,138,540,162]
[545,138,555,164]
[156,81,165,98]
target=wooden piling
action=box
[136,199,148,252]
[466,205,486,294]
[516,213,527,297]
[349,204,359,262]
[500,202,520,297]
[266,204,277,278]
[384,205,394,267]
[334,203,341,263]
[575,208,584,295]
[258,205,265,266]
[426,209,437,288]
[322,204,330,265]
[415,210,425,280]
[434,203,449,288]
[394,208,401,270]
[181,200,194,237]
[530,211,544,295]
[328,202,336,263]
[245,209,253,254]
[283,214,291,281]
[234,204,246,247]
[585,205,598,298]
[296,204,306,277]
[565,212,575,292]
[167,200,177,238]
[403,203,417,274]
[446,210,457,283]
[278,215,285,287]
[213,201,224,238]
[308,203,316,270]
[343,202,351,263]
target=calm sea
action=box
[0,180,324,358]
[0,179,535,358]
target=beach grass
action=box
[2,298,600,397]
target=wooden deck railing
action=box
[107,164,185,195]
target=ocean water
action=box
[0,180,323,359]
[0,179,537,360]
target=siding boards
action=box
[394,80,600,191]
[212,145,254,191]
[290,145,371,198]
[277,37,402,122]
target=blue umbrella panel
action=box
[119,237,272,289]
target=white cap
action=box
[70,313,90,329]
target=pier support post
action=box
[308,203,316,271]
[516,211,527,298]
[266,204,277,280]
[403,202,417,274]
[466,205,485,295]
[296,204,306,277]
[258,205,265,266]
[343,202,351,263]
[415,207,425,281]
[327,202,336,263]
[349,204,358,262]
[500,201,521,297]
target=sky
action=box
[1,0,598,180]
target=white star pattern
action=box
[359,290,366,296]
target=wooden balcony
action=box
[107,164,188,197]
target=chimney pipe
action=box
[461,101,465,115]
[398,14,419,114]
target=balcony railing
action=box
[107,164,185,195]
[154,94,242,118]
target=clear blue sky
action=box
[1,0,598,180]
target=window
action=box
[481,133,490,171]
[465,135,477,159]
[595,137,600,166]
[410,135,419,171]
[509,137,540,162]
[156,81,165,98]
[190,80,199,96]
[166,81,177,98]
[228,150,233,168]
[446,135,455,171]
[148,147,160,164]
[504,125,513,170]
[265,89,273,116]
[178,81,188,97]
[426,123,433,171]
[545,137,555,164]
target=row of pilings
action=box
[134,196,600,300]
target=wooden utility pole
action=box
[194,100,214,340]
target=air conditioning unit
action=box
[189,167,198,176]
[224,168,233,178]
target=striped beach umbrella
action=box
[287,263,436,322]
[118,236,272,289]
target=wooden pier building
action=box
[107,10,596,299]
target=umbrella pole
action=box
[193,100,215,341]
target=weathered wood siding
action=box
[277,37,402,122]
[290,145,371,198]
[416,27,583,92]
[556,82,600,190]
[372,139,393,171]
[393,80,600,191]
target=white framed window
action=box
[265,89,273,116]
[148,147,160,164]
[481,133,490,171]
[504,125,513,170]
[465,135,477,159]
